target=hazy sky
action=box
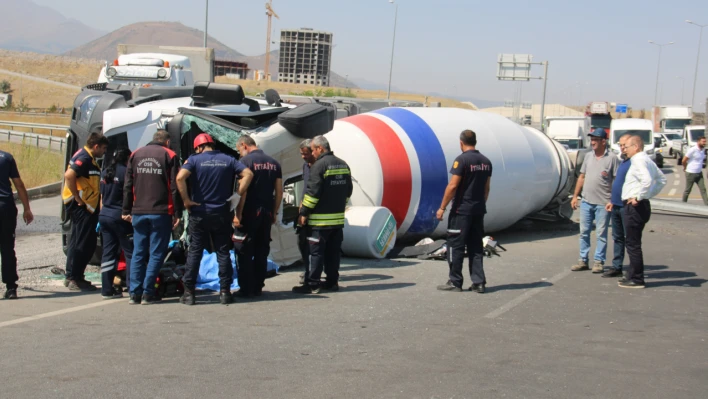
[34,0,708,109]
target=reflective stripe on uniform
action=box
[302,194,319,208]
[447,229,461,234]
[307,237,320,243]
[308,219,345,227]
[101,261,115,273]
[308,213,345,220]
[323,169,351,177]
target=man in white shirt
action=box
[620,136,667,289]
[681,136,707,205]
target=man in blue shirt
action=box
[603,134,632,278]
[176,133,253,305]
[0,150,33,300]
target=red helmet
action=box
[193,133,214,149]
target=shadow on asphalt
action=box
[19,287,106,299]
[340,282,416,292]
[339,273,394,282]
[486,281,553,293]
[648,278,707,288]
[642,264,707,288]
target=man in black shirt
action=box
[0,149,33,300]
[436,130,493,293]
[297,139,315,284]
[234,135,283,297]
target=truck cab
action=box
[609,119,656,162]
[97,53,195,87]
[546,116,590,155]
[674,125,706,164]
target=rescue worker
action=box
[0,148,33,300]
[297,139,316,284]
[436,129,492,293]
[62,132,108,291]
[234,135,283,298]
[620,135,666,288]
[99,148,133,300]
[293,135,352,294]
[122,130,182,305]
[176,133,253,305]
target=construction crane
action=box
[264,0,279,81]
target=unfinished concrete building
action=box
[278,28,333,86]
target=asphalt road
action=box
[1,194,707,398]
[655,157,708,203]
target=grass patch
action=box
[0,142,63,188]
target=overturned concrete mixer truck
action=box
[61,82,574,267]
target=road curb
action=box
[13,181,62,202]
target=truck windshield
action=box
[555,139,580,149]
[689,129,705,141]
[664,133,681,140]
[590,115,612,129]
[665,119,692,130]
[614,130,652,144]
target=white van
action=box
[673,125,705,162]
[609,119,656,162]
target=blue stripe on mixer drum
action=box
[373,108,448,235]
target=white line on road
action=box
[0,299,124,329]
[669,189,677,196]
[674,179,680,186]
[485,268,572,319]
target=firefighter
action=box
[0,148,33,300]
[62,132,109,291]
[233,135,283,298]
[292,135,353,294]
[176,133,253,305]
[99,148,133,300]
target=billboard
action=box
[496,54,532,81]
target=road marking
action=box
[484,268,572,319]
[674,179,680,186]
[668,188,677,196]
[0,299,124,329]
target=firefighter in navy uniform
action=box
[293,135,353,294]
[234,135,283,298]
[62,132,109,292]
[436,129,492,294]
[176,133,253,305]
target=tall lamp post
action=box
[648,40,674,106]
[203,0,209,48]
[686,20,707,109]
[387,0,398,101]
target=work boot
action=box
[321,282,339,292]
[618,280,645,289]
[67,279,98,291]
[571,260,589,271]
[101,287,123,300]
[4,288,18,300]
[129,294,142,305]
[141,293,161,305]
[591,261,604,274]
[180,287,196,306]
[602,268,623,278]
[292,284,320,294]
[220,290,233,305]
[469,284,485,294]
[437,281,462,292]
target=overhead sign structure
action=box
[615,104,628,114]
[496,54,532,81]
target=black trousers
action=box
[64,202,99,281]
[447,213,486,288]
[99,215,133,296]
[234,208,272,295]
[183,211,234,290]
[297,225,311,270]
[0,202,18,289]
[624,200,651,284]
[306,228,343,287]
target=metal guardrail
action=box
[1,129,66,152]
[0,120,69,136]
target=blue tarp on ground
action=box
[195,250,279,291]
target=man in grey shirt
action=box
[570,128,620,273]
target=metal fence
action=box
[0,120,68,137]
[1,129,66,152]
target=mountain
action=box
[0,0,105,54]
[232,50,354,88]
[64,21,243,61]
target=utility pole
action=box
[649,40,674,106]
[387,0,398,101]
[686,20,706,109]
[203,0,209,48]
[540,61,549,132]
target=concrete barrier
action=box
[13,181,62,202]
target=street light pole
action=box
[648,40,674,106]
[387,0,398,101]
[203,0,209,48]
[686,20,707,109]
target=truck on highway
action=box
[97,53,195,87]
[546,116,590,153]
[652,105,693,134]
[585,101,612,133]
[673,125,706,164]
[609,118,657,164]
